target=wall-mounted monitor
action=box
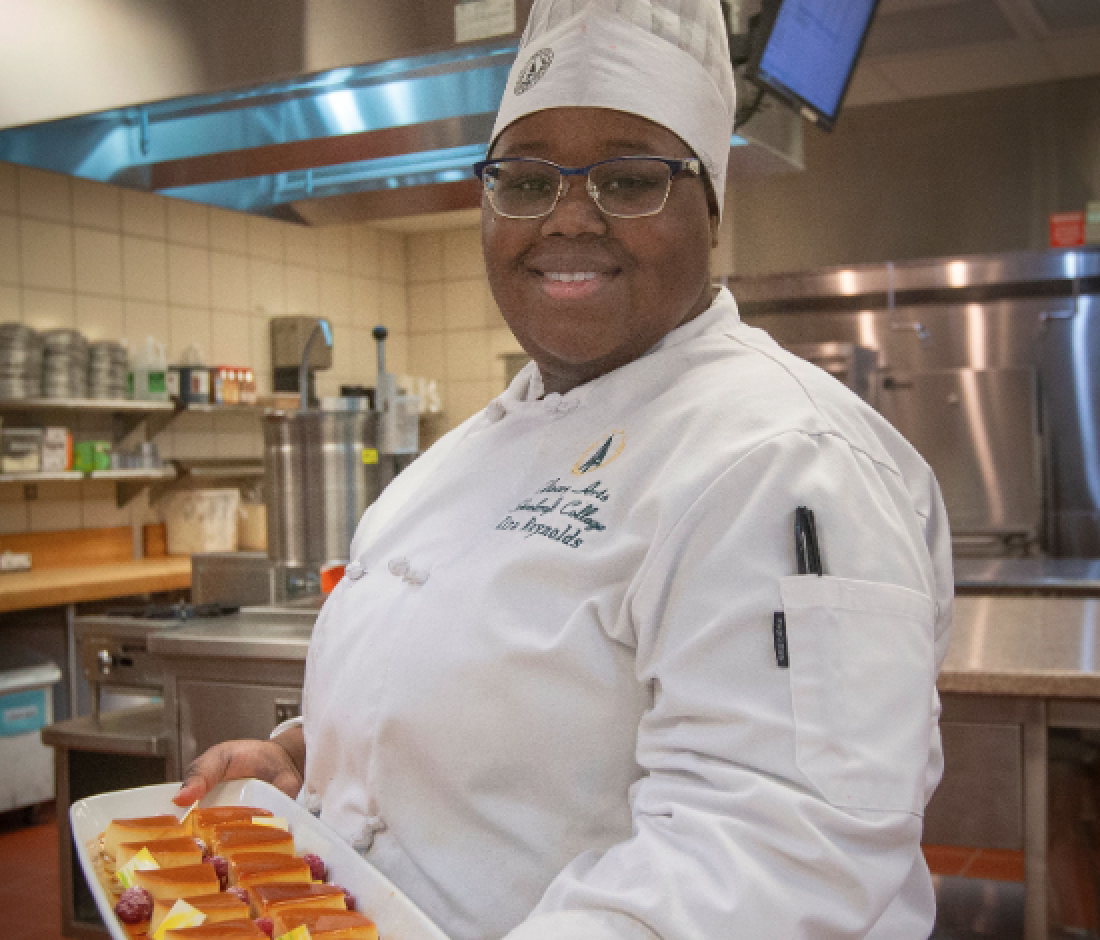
[744,0,882,131]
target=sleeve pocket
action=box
[779,576,936,815]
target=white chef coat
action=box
[301,287,954,940]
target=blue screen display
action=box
[757,0,876,122]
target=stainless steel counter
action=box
[147,605,317,660]
[942,595,1100,697]
[954,557,1100,595]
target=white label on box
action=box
[455,0,515,42]
[4,704,38,724]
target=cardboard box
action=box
[41,427,71,472]
[1,428,43,474]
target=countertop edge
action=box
[0,558,192,613]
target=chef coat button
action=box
[350,815,387,852]
[388,557,410,577]
[486,399,506,423]
[303,789,322,814]
[403,567,429,585]
[346,562,365,580]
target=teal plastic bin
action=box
[0,652,62,813]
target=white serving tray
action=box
[70,779,449,940]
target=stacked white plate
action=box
[42,328,89,399]
[0,322,43,400]
[88,340,129,399]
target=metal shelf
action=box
[0,468,177,484]
[0,471,83,483]
[89,468,178,482]
[173,460,264,478]
[175,400,263,414]
[0,397,175,413]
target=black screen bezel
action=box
[743,0,883,132]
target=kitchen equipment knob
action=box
[97,649,113,675]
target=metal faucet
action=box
[299,318,333,411]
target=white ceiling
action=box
[846,0,1100,106]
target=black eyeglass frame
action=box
[472,155,703,220]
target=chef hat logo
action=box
[490,0,737,216]
[515,49,555,94]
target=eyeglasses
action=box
[472,156,702,220]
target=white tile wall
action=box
[404,225,506,443]
[167,244,211,308]
[0,213,18,285]
[167,200,209,247]
[20,168,72,224]
[210,207,248,253]
[0,284,18,322]
[123,236,168,302]
[21,218,73,290]
[0,164,16,213]
[122,189,167,239]
[74,229,122,296]
[0,169,534,536]
[75,294,124,341]
[73,178,121,231]
[24,288,75,330]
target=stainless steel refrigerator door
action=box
[876,368,1041,540]
[1038,295,1100,555]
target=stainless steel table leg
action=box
[1024,700,1048,940]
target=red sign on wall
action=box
[1050,210,1086,247]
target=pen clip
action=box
[794,506,823,576]
[794,510,808,575]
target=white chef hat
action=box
[489,0,737,216]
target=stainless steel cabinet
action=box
[178,679,301,772]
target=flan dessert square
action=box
[104,815,189,859]
[118,836,203,869]
[211,824,295,861]
[132,863,221,901]
[272,909,379,940]
[248,882,348,917]
[150,894,251,935]
[230,853,312,890]
[191,807,274,845]
[161,922,266,940]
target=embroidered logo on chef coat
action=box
[572,430,625,475]
[495,476,610,548]
[514,49,554,94]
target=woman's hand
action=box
[172,726,306,806]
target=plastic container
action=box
[167,364,211,404]
[73,439,111,473]
[0,648,62,813]
[160,488,240,554]
[128,336,168,401]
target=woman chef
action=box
[177,1,954,938]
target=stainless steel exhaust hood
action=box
[0,11,801,224]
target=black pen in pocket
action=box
[774,506,825,669]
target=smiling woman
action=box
[480,107,718,394]
[176,4,954,940]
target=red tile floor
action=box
[2,802,63,940]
